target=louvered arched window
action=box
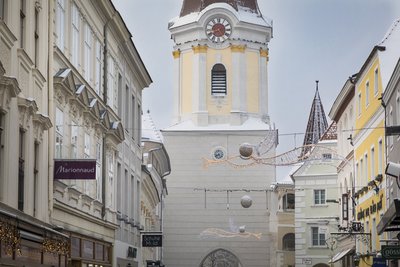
[211,64,227,96]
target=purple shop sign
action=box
[54,159,96,180]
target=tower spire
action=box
[300,80,328,157]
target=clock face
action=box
[213,149,225,160]
[206,17,232,43]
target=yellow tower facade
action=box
[169,2,272,127]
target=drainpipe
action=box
[101,12,115,219]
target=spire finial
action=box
[316,80,319,91]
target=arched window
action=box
[282,233,295,251]
[211,64,227,95]
[283,193,295,210]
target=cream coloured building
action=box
[162,0,277,266]
[0,0,69,266]
[141,112,171,266]
[49,1,151,267]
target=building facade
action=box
[48,1,151,267]
[291,123,340,267]
[141,112,171,267]
[270,182,295,267]
[162,0,277,266]
[328,77,357,266]
[378,19,400,267]
[0,0,70,266]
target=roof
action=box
[180,0,261,17]
[142,110,163,142]
[300,81,328,157]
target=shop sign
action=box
[142,234,162,247]
[382,245,400,259]
[54,159,96,180]
[372,257,387,267]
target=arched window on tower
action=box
[282,233,295,251]
[211,64,227,96]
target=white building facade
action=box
[162,0,278,266]
[291,135,340,267]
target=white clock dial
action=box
[206,17,232,43]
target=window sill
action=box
[311,204,328,207]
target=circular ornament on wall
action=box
[212,147,226,160]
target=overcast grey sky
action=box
[114,0,400,178]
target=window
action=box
[365,82,369,107]
[131,95,135,139]
[125,86,129,129]
[56,0,65,51]
[34,5,39,66]
[371,147,375,178]
[107,57,115,107]
[389,106,394,148]
[358,92,362,116]
[117,75,123,118]
[95,39,103,95]
[18,128,25,211]
[84,132,90,158]
[0,0,4,19]
[96,141,101,200]
[20,0,26,48]
[378,139,383,174]
[137,104,141,145]
[211,64,227,95]
[374,68,379,95]
[116,163,121,210]
[283,193,295,210]
[55,108,64,158]
[364,154,368,180]
[372,218,376,252]
[33,142,39,217]
[282,233,295,251]
[342,193,348,220]
[71,123,78,158]
[84,21,92,82]
[311,227,326,246]
[71,3,80,67]
[314,189,325,205]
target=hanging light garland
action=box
[0,219,21,255]
[42,235,70,255]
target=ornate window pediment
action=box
[0,75,20,110]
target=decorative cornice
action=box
[192,45,208,54]
[172,50,181,59]
[231,45,246,53]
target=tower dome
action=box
[180,0,262,17]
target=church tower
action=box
[162,1,277,266]
[169,0,272,126]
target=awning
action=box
[377,199,400,235]
[329,248,354,263]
